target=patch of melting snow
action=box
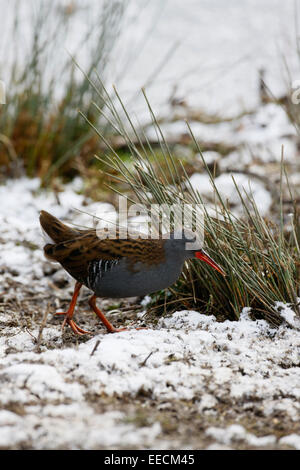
[161,104,297,163]
[0,405,162,450]
[275,301,300,329]
[279,434,300,450]
[206,424,276,448]
[189,171,272,216]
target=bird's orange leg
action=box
[88,295,128,333]
[55,282,92,336]
[89,295,146,334]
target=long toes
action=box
[74,324,93,335]
[61,315,70,330]
[109,327,128,333]
[58,314,92,336]
[55,311,68,316]
[69,320,93,336]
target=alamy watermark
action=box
[93,196,205,251]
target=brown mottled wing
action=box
[44,231,166,284]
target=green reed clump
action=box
[82,83,300,325]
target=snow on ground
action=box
[0,308,299,449]
[161,102,299,217]
[0,177,299,449]
[189,171,273,216]
[158,103,298,164]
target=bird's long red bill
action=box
[195,250,226,276]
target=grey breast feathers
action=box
[87,259,120,290]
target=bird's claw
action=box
[55,311,93,336]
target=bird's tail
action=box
[39,210,81,244]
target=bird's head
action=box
[166,229,226,276]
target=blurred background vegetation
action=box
[0,1,129,189]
